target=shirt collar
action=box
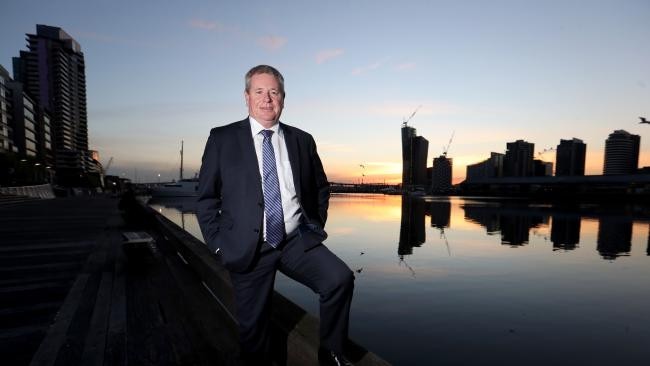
[249,116,281,137]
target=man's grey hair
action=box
[245,65,285,96]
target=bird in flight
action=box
[640,117,649,124]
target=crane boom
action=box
[402,105,422,126]
[443,131,455,156]
[104,157,113,173]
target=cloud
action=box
[329,227,356,235]
[189,18,286,52]
[257,35,287,51]
[351,61,383,75]
[315,48,345,64]
[317,141,355,153]
[395,62,416,71]
[188,19,222,31]
[73,30,166,49]
[361,162,402,177]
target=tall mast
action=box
[180,140,184,180]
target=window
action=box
[24,120,35,131]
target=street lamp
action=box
[158,173,161,184]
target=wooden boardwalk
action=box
[0,196,239,366]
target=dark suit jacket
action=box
[197,118,330,272]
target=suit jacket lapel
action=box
[281,123,303,199]
[237,119,262,186]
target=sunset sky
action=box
[2,0,649,184]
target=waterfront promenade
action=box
[0,195,388,366]
[0,196,239,365]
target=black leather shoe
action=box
[318,348,354,366]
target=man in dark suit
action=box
[197,65,354,366]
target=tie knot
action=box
[261,129,274,138]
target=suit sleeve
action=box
[309,134,330,226]
[196,129,223,252]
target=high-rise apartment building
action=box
[504,140,534,177]
[0,66,14,154]
[6,82,38,157]
[401,124,416,186]
[533,160,553,176]
[555,138,586,176]
[401,123,429,188]
[603,130,640,175]
[13,25,89,180]
[431,155,452,193]
[466,152,504,181]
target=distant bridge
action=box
[328,182,398,194]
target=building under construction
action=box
[401,123,429,190]
[431,155,453,193]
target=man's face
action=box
[245,73,284,127]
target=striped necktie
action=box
[260,129,285,247]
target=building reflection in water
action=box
[463,204,501,235]
[428,200,451,229]
[463,204,544,246]
[395,196,649,261]
[500,215,544,246]
[597,217,632,260]
[550,215,581,251]
[427,200,452,255]
[398,196,426,256]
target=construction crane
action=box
[402,105,422,127]
[442,131,455,157]
[103,157,113,174]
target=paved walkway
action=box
[0,196,239,366]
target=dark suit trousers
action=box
[229,234,354,359]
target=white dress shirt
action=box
[249,117,302,240]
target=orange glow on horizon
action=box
[325,149,650,184]
[329,194,402,221]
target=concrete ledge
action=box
[0,184,55,199]
[143,203,391,366]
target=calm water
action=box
[149,194,650,366]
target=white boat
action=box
[151,178,199,197]
[151,140,199,197]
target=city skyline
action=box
[2,0,648,184]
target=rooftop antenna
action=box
[402,105,422,127]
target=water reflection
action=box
[398,197,426,256]
[149,194,650,366]
[148,196,200,234]
[597,217,633,260]
[550,216,580,251]
[428,200,452,255]
[428,200,450,229]
[396,197,650,261]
